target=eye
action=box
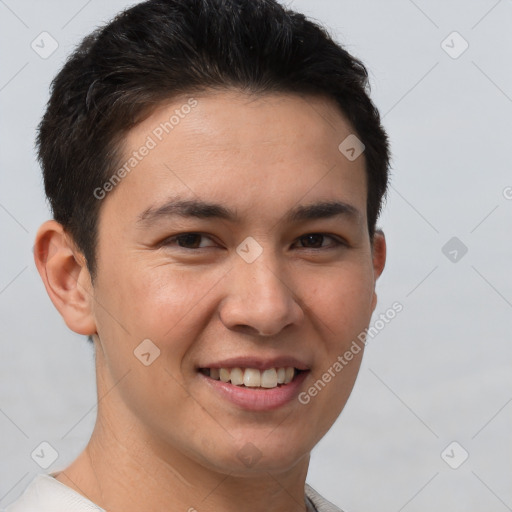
[162,233,218,249]
[160,232,345,251]
[294,233,345,249]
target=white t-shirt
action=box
[3,473,344,512]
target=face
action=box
[88,90,384,475]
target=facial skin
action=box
[34,90,386,512]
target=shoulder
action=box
[2,474,104,512]
[305,483,346,512]
[5,474,343,512]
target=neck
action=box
[56,422,311,512]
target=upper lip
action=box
[198,356,310,371]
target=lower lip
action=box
[199,371,309,411]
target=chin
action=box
[193,433,311,476]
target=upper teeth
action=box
[207,367,296,388]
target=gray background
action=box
[1,0,511,510]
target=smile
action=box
[198,365,310,411]
[199,367,302,389]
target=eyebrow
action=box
[136,197,362,227]
[137,199,236,225]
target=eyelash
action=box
[160,232,347,251]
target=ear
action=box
[370,229,386,312]
[33,220,97,335]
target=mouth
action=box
[198,366,306,389]
[196,355,311,411]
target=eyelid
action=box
[160,232,348,251]
[160,232,219,249]
[293,233,347,250]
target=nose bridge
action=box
[219,245,303,336]
[244,255,289,304]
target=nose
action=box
[219,254,304,337]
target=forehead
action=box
[101,90,367,228]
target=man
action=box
[6,0,389,511]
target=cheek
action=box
[303,261,375,338]
[98,261,229,348]
[293,265,373,442]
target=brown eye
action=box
[296,233,343,249]
[300,234,325,248]
[162,233,217,249]
[176,234,203,248]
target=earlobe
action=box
[33,220,97,335]
[370,229,387,311]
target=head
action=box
[34,0,389,477]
